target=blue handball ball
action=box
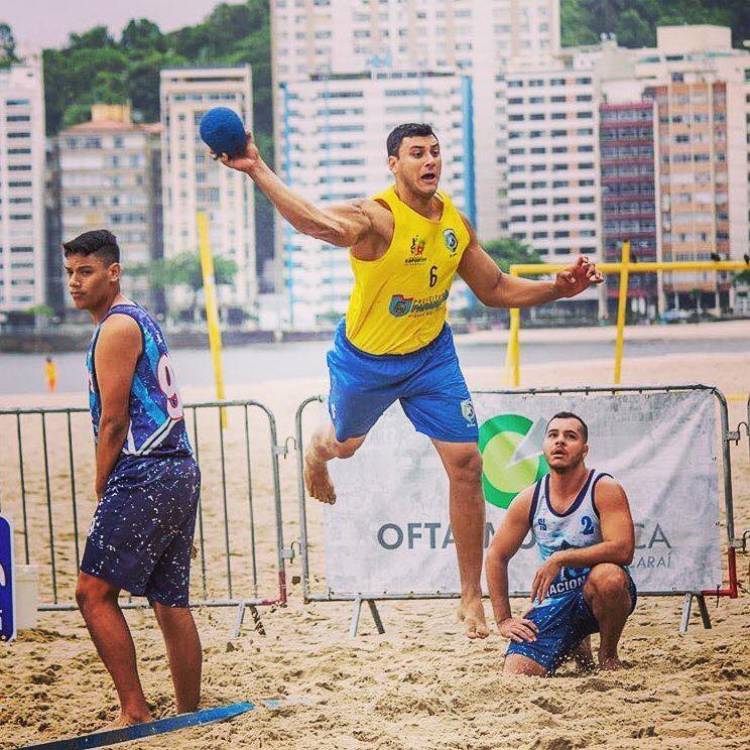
[199,107,247,158]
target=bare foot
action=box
[599,654,625,671]
[104,711,152,730]
[304,448,336,504]
[457,598,489,639]
[572,637,595,672]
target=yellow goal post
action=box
[504,244,748,387]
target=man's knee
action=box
[503,653,548,677]
[584,564,629,603]
[153,601,193,628]
[332,437,363,459]
[76,573,117,610]
[447,447,483,486]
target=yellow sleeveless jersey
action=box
[345,185,470,355]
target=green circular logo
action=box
[479,413,549,509]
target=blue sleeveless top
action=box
[529,469,612,602]
[86,303,193,458]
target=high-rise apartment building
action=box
[279,70,473,327]
[504,60,602,314]
[0,55,46,314]
[271,0,558,77]
[599,100,657,315]
[58,104,162,310]
[633,27,750,310]
[271,0,561,248]
[160,66,255,316]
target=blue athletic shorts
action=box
[327,319,478,443]
[81,454,200,607]
[505,569,637,674]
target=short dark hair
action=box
[63,230,120,266]
[547,411,588,443]
[386,123,437,157]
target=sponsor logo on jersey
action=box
[460,399,476,426]
[443,228,458,254]
[405,235,428,265]
[388,290,449,318]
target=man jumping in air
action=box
[219,123,602,638]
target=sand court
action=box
[2,343,749,749]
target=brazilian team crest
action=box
[443,229,458,254]
[460,399,476,425]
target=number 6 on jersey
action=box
[429,265,438,288]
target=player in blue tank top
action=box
[486,412,637,676]
[64,230,202,729]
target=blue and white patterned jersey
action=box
[86,303,192,458]
[530,469,612,601]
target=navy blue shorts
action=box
[327,319,478,443]
[81,454,200,607]
[506,569,637,674]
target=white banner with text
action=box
[325,390,723,596]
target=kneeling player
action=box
[486,412,636,675]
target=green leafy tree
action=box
[132,253,238,319]
[615,8,655,47]
[120,19,166,55]
[561,0,750,49]
[560,1,599,46]
[126,51,188,123]
[67,26,116,51]
[0,22,19,67]
[483,238,544,274]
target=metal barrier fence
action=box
[295,385,742,635]
[0,400,289,633]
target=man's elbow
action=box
[302,218,350,247]
[474,288,504,309]
[99,413,130,436]
[618,542,635,566]
[485,542,511,571]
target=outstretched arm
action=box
[457,216,603,308]
[217,133,390,254]
[486,489,538,642]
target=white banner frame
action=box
[295,385,737,613]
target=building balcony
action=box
[601,174,653,184]
[603,214,657,224]
[599,137,653,147]
[603,230,657,239]
[601,194,655,203]
[600,157,654,167]
[600,120,653,130]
